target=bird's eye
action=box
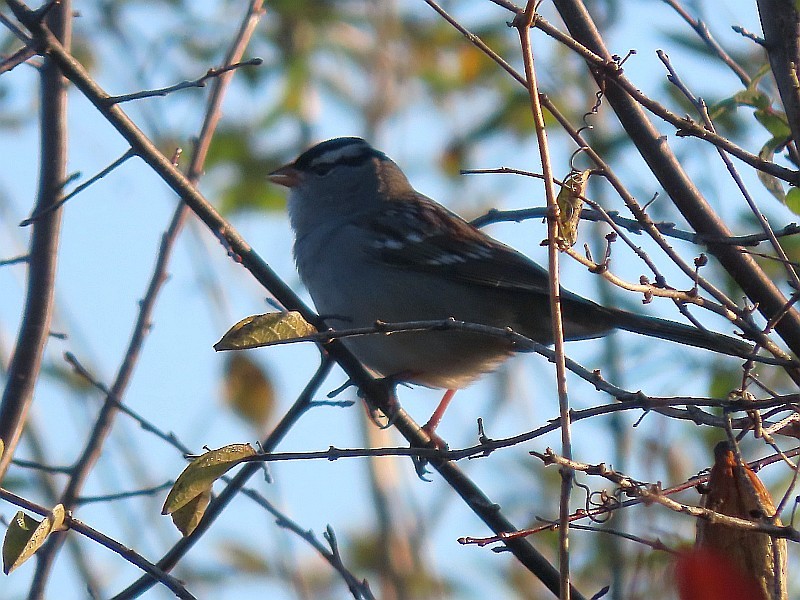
[310,162,334,176]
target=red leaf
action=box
[676,548,765,600]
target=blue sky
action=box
[1,1,796,598]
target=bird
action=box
[268,137,753,412]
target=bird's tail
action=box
[597,306,755,358]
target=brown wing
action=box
[360,193,553,296]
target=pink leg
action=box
[421,389,456,447]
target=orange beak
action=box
[268,163,303,188]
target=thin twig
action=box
[514,4,574,598]
[20,149,136,226]
[533,449,800,541]
[104,58,263,104]
[467,185,800,247]
[240,496,376,600]
[731,25,766,46]
[0,254,30,266]
[0,10,33,44]
[658,49,800,292]
[0,44,36,74]
[543,520,679,555]
[462,445,800,546]
[11,458,71,474]
[75,481,175,505]
[0,487,198,599]
[661,0,751,86]
[26,1,269,591]
[221,399,800,465]
[213,315,786,366]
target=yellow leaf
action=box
[217,540,271,575]
[223,354,275,429]
[458,45,482,83]
[3,505,67,574]
[170,489,211,537]
[438,143,465,178]
[49,504,66,533]
[214,312,317,351]
[162,444,256,516]
[555,169,590,249]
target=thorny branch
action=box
[533,449,800,541]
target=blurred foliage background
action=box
[1,1,798,599]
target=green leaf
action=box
[732,87,771,110]
[3,505,66,574]
[162,444,256,517]
[218,181,286,216]
[786,188,800,215]
[205,128,288,216]
[754,108,791,139]
[708,87,770,119]
[223,354,275,429]
[750,63,773,88]
[757,140,787,202]
[708,66,783,129]
[282,58,312,114]
[214,312,317,351]
[708,364,742,400]
[170,489,211,537]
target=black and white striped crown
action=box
[293,137,388,174]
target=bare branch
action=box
[662,0,751,86]
[549,0,800,362]
[533,449,800,541]
[757,2,800,157]
[0,487,198,599]
[75,481,175,505]
[19,149,136,226]
[105,58,263,104]
[26,1,270,593]
[0,44,36,74]
[519,4,573,592]
[0,254,30,267]
[0,0,70,483]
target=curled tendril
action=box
[575,481,623,523]
[569,80,606,172]
[570,51,636,173]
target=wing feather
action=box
[359,195,552,296]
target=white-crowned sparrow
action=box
[269,137,752,390]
